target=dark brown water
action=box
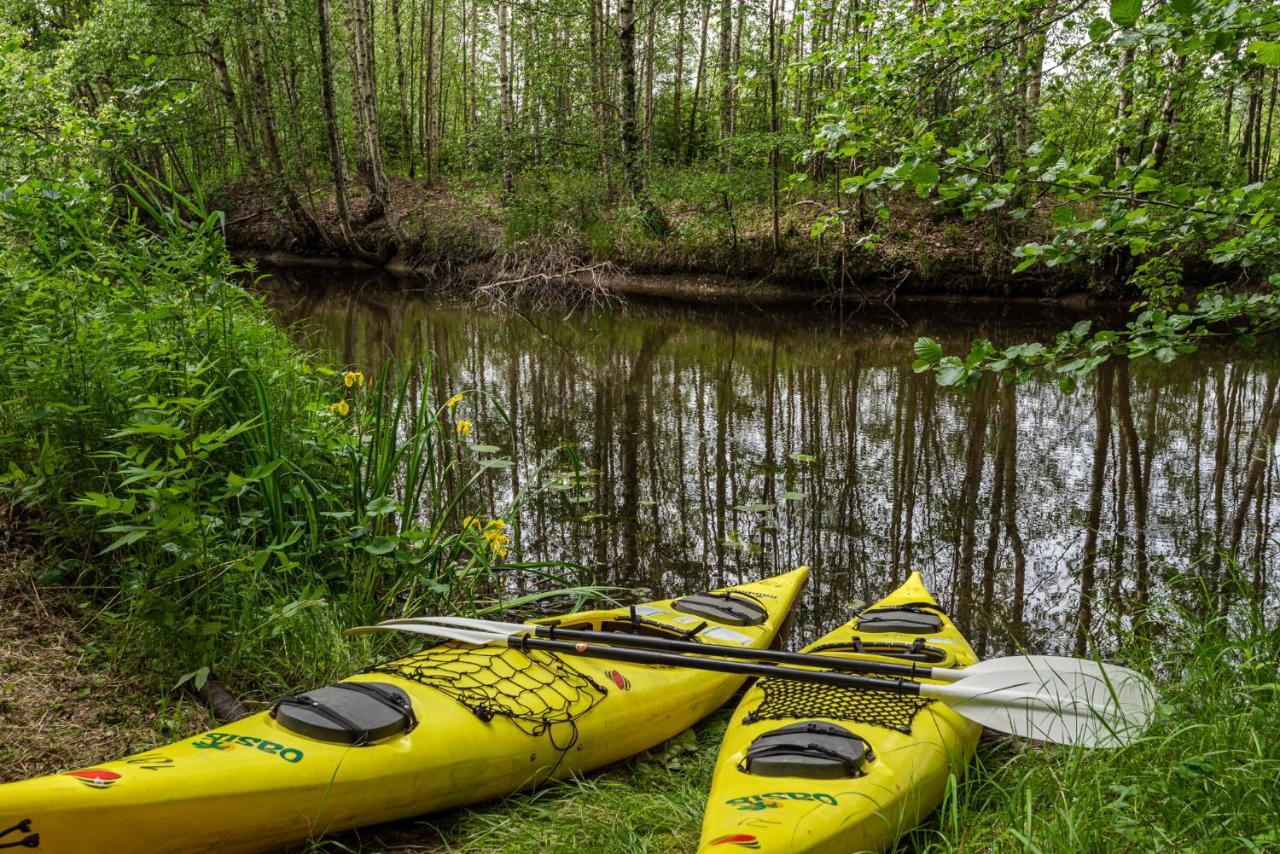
[264,269,1279,656]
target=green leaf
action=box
[735,503,775,513]
[478,458,515,469]
[788,452,816,463]
[1109,0,1141,26]
[99,527,148,554]
[912,160,940,188]
[365,495,399,516]
[362,536,398,555]
[470,444,501,454]
[913,337,943,365]
[1059,375,1078,395]
[1169,0,1198,14]
[1088,16,1113,42]
[937,358,967,387]
[780,491,807,502]
[1247,41,1280,67]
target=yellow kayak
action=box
[698,571,980,853]
[0,566,809,852]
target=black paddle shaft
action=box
[506,633,925,695]
[533,623,936,680]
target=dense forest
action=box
[5,0,1280,290]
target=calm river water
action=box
[264,269,1279,657]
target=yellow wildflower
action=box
[328,400,351,417]
[462,515,482,530]
[482,525,510,560]
[485,519,506,531]
[343,370,365,388]
[445,393,464,411]
[456,419,473,438]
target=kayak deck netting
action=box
[742,677,935,734]
[362,643,608,737]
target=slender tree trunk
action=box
[686,0,711,162]
[316,0,364,253]
[717,0,732,145]
[619,0,643,196]
[392,0,412,177]
[767,0,781,253]
[346,0,410,247]
[642,0,656,154]
[1151,55,1188,171]
[674,0,687,154]
[499,0,514,193]
[1115,46,1136,172]
[200,16,256,177]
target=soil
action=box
[0,513,211,784]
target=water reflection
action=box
[263,270,1280,656]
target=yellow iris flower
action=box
[327,400,351,417]
[456,419,473,438]
[343,370,365,388]
[445,393,464,411]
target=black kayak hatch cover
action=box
[855,607,944,634]
[671,591,769,626]
[739,721,874,779]
[272,681,417,745]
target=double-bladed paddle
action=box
[347,619,1156,748]
[379,614,1141,689]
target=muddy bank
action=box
[239,246,1113,311]
[218,175,1102,300]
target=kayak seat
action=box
[672,591,769,626]
[272,681,416,745]
[738,722,874,779]
[854,606,944,634]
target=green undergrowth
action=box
[0,56,606,695]
[392,591,1279,853]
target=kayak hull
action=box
[0,567,809,853]
[698,571,980,854]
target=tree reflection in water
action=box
[266,271,1280,655]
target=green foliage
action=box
[0,32,602,688]
[914,282,1280,390]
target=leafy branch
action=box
[912,284,1280,392]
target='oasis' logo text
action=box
[191,732,304,763]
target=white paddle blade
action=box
[926,665,1155,748]
[379,615,529,632]
[964,656,1156,720]
[345,622,506,647]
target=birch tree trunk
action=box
[346,0,410,248]
[499,0,514,193]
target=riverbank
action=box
[5,541,1274,852]
[218,168,1104,300]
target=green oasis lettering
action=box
[190,732,304,763]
